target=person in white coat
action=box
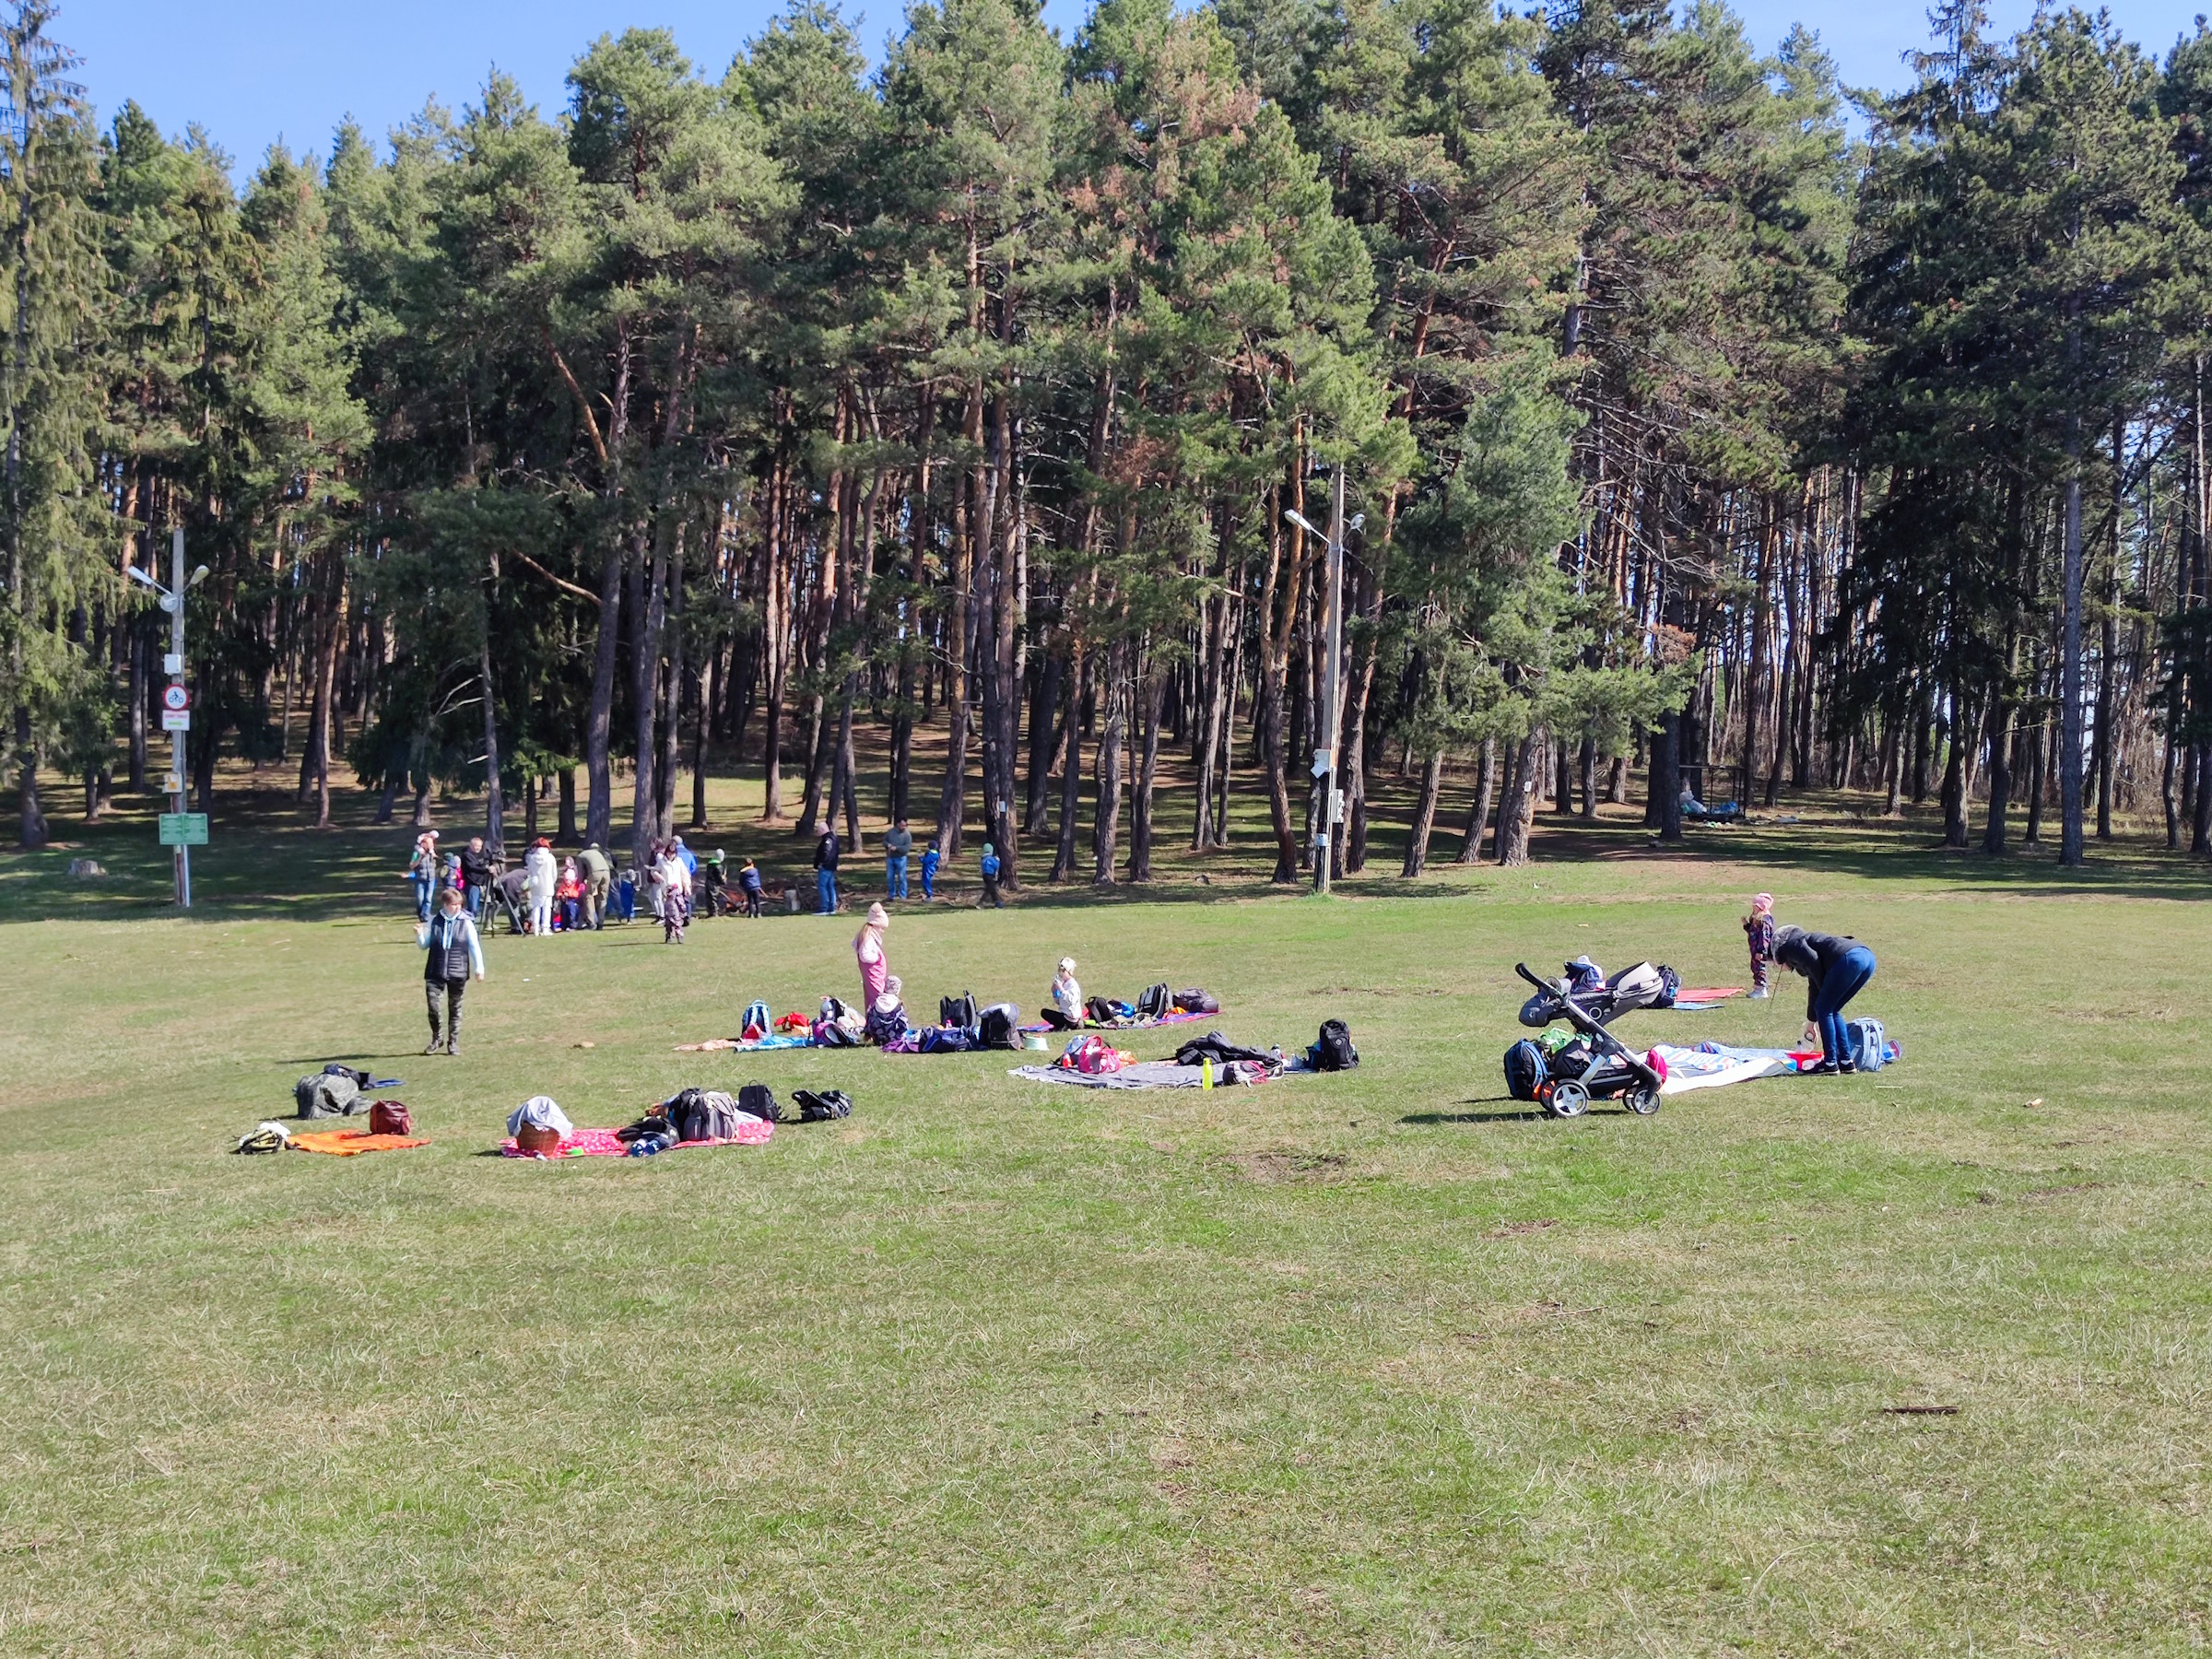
[524,838,557,936]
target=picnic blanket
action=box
[1652,1042,1818,1096]
[500,1121,775,1158]
[289,1128,429,1156]
[1019,1008,1214,1034]
[1011,1057,1300,1090]
[674,1033,814,1053]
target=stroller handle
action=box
[1514,961,1553,993]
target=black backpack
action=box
[1504,1039,1547,1101]
[1086,994,1117,1025]
[1171,987,1218,1015]
[1310,1018,1359,1072]
[1135,982,1171,1019]
[738,1083,782,1124]
[940,992,979,1034]
[793,1088,853,1122]
[1655,964,1681,1008]
[978,1004,1021,1050]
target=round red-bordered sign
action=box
[161,685,190,712]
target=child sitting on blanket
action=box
[1043,958,1084,1030]
[866,975,910,1044]
[1743,892,1776,999]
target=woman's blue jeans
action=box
[1811,946,1877,1064]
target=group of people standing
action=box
[408,829,616,933]
[811,817,1003,914]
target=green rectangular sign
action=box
[158,812,208,847]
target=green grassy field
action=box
[2,768,2208,1655]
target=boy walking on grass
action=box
[979,841,1003,908]
[418,887,486,1055]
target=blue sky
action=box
[60,0,2212,174]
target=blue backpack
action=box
[1504,1039,1548,1101]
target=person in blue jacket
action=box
[1771,924,1876,1074]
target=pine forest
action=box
[6,0,2212,883]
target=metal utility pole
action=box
[1285,473,1354,894]
[1314,469,1347,893]
[169,527,189,907]
[133,528,207,907]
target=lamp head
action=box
[187,565,210,589]
[125,566,160,589]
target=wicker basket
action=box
[514,1122,564,1156]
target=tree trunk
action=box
[479,634,505,857]
[14,705,44,848]
[1128,657,1164,881]
[1027,647,1063,838]
[1053,646,1086,880]
[1457,736,1496,862]
[1401,749,1443,877]
[1652,712,1683,844]
[1498,729,1541,866]
[583,536,627,850]
[1092,641,1127,885]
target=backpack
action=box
[794,1088,853,1122]
[368,1100,414,1136]
[1085,994,1118,1026]
[813,1016,858,1048]
[1504,1039,1548,1101]
[1171,987,1218,1015]
[738,1082,782,1124]
[940,992,979,1034]
[1846,1017,1890,1071]
[919,1026,974,1053]
[294,1065,370,1119]
[1309,1018,1359,1072]
[1058,1034,1128,1075]
[977,1003,1021,1050]
[1654,965,1681,1008]
[741,998,771,1041]
[1135,982,1171,1020]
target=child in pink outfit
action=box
[1744,892,1776,999]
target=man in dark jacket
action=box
[813,821,841,915]
[458,836,496,922]
[1771,924,1877,1074]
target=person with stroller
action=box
[524,838,557,936]
[417,885,486,1055]
[406,830,441,922]
[1771,924,1877,1074]
[813,820,841,915]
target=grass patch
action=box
[2,770,2209,1653]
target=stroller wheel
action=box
[1625,1083,1662,1116]
[1547,1079,1589,1118]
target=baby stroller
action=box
[1507,961,1666,1118]
[1518,956,1679,1030]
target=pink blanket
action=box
[500,1122,773,1159]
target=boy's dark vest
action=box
[424,913,473,981]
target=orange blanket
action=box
[290,1128,429,1157]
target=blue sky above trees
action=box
[66,0,2212,171]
